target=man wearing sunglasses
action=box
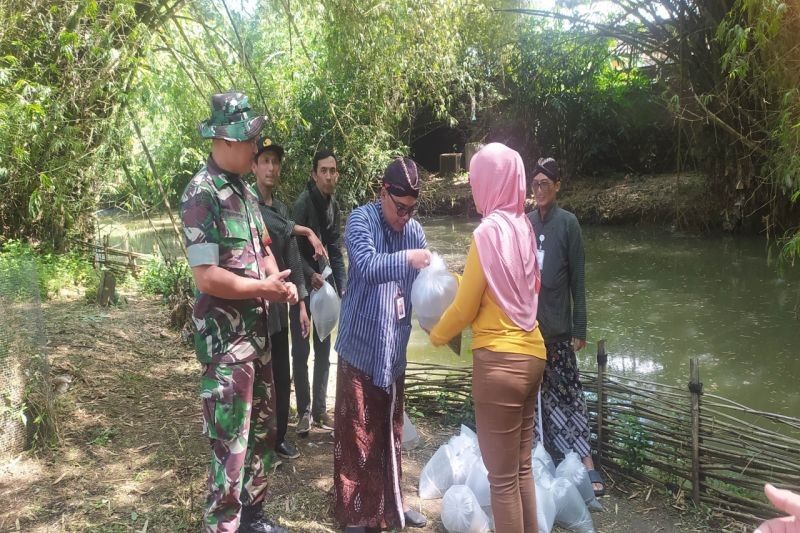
[332,157,431,532]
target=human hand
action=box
[572,337,586,352]
[262,270,292,302]
[310,272,325,290]
[285,282,298,306]
[407,249,432,269]
[755,484,800,533]
[299,306,311,338]
[308,233,328,261]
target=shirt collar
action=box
[538,202,560,223]
[207,155,242,190]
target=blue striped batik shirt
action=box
[335,201,427,389]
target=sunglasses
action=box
[387,192,418,217]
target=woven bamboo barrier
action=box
[405,345,800,526]
[69,237,154,275]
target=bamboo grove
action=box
[1,0,799,257]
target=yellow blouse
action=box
[429,238,546,359]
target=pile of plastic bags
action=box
[419,426,601,533]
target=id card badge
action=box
[395,293,406,321]
[536,248,545,271]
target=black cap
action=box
[255,136,285,161]
[382,157,421,198]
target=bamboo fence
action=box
[405,342,800,525]
[69,236,153,276]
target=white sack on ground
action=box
[533,442,556,477]
[552,477,595,533]
[535,481,557,533]
[402,411,420,450]
[447,435,479,485]
[410,253,457,330]
[419,444,455,499]
[441,485,491,533]
[465,456,491,508]
[460,424,480,453]
[534,457,555,490]
[555,452,603,511]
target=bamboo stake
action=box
[596,340,607,463]
[127,109,187,259]
[690,356,702,505]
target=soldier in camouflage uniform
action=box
[181,92,297,533]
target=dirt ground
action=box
[0,294,737,532]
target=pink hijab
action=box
[470,143,540,331]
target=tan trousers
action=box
[472,348,546,533]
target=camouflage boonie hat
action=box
[199,92,265,142]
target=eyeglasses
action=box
[532,179,554,192]
[388,193,418,218]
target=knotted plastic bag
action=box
[410,253,457,330]
[447,435,479,485]
[535,480,557,533]
[441,485,491,533]
[402,411,420,450]
[309,280,340,340]
[555,452,604,512]
[465,455,492,523]
[533,442,556,477]
[419,444,456,499]
[552,477,595,533]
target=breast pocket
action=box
[219,209,255,273]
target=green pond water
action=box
[101,212,800,418]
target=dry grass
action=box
[0,294,730,532]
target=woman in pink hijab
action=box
[429,143,546,532]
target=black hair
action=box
[312,150,337,172]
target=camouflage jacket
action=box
[181,156,272,364]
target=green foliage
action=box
[0,0,173,248]
[0,240,95,299]
[509,23,675,176]
[4,0,800,247]
[617,413,648,471]
[137,256,193,299]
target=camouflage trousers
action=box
[200,354,277,533]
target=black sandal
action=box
[588,469,606,496]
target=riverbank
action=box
[421,171,717,230]
[0,293,730,532]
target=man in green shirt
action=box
[528,157,603,495]
[252,136,325,460]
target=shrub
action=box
[137,256,193,299]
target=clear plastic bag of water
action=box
[410,253,457,330]
[419,444,455,499]
[552,477,595,533]
[556,452,604,511]
[441,485,491,533]
[309,279,340,340]
[535,479,557,533]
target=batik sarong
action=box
[332,358,405,529]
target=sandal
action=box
[588,469,606,497]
